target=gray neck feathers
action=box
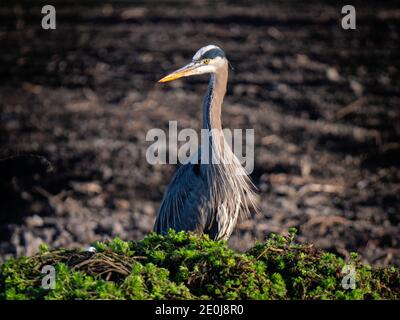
[200,62,258,222]
[202,65,228,131]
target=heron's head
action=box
[158,45,227,83]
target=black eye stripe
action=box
[200,48,225,59]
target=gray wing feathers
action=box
[154,163,209,234]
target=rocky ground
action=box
[0,0,399,266]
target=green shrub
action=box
[0,229,399,300]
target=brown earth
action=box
[0,0,399,267]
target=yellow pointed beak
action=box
[158,62,197,83]
[158,72,186,83]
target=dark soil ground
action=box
[0,1,399,267]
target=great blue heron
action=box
[154,45,257,240]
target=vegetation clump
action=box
[0,229,399,300]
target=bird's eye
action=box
[203,59,210,65]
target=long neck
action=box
[202,64,228,131]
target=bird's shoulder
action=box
[167,161,205,192]
[155,161,209,234]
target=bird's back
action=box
[154,144,257,240]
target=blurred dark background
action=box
[0,0,399,266]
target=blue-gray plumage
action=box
[154,45,258,240]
